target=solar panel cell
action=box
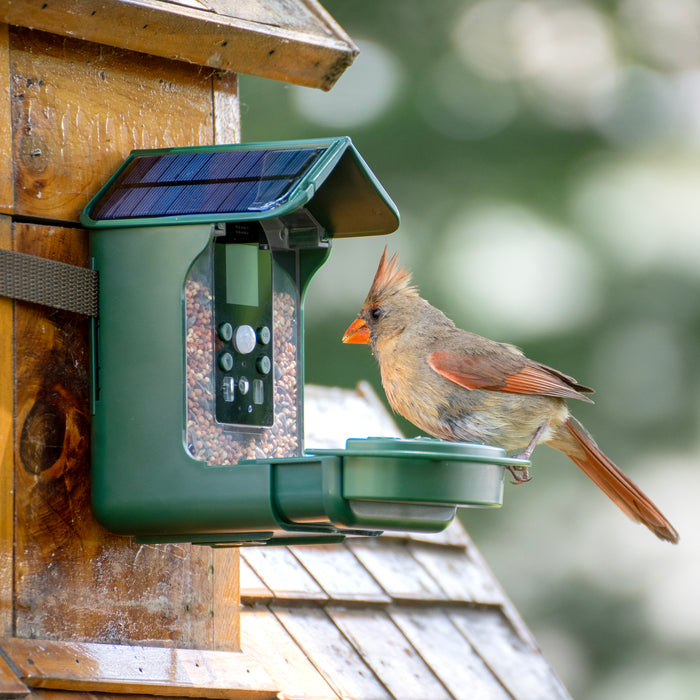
[88,145,330,221]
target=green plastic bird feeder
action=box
[83,137,528,546]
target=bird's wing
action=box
[427,351,594,403]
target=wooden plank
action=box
[326,608,452,700]
[1,638,278,699]
[211,549,240,652]
[212,71,239,145]
[450,607,572,700]
[290,544,391,603]
[239,559,273,603]
[241,547,327,601]
[11,222,213,648]
[0,648,30,697]
[388,607,511,700]
[0,0,358,91]
[0,215,12,639]
[273,606,391,700]
[210,69,240,651]
[241,606,339,699]
[346,539,447,602]
[408,543,503,604]
[9,27,216,222]
[0,24,12,215]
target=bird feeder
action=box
[83,137,528,546]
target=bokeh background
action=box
[239,2,700,698]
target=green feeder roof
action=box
[81,137,399,237]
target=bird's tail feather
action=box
[549,418,679,544]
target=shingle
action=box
[388,607,512,700]
[450,607,571,700]
[408,542,503,604]
[327,607,452,700]
[241,605,340,699]
[240,557,273,602]
[290,544,391,604]
[274,606,392,699]
[347,539,447,602]
[242,547,327,601]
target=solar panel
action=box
[90,146,327,221]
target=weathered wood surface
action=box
[0,0,358,90]
[327,608,452,700]
[240,606,339,700]
[10,27,218,222]
[1,638,278,699]
[388,607,511,700]
[11,223,212,648]
[272,606,392,700]
[0,25,12,214]
[1,25,243,654]
[0,216,12,640]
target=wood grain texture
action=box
[0,215,12,639]
[10,27,216,222]
[326,607,451,700]
[11,223,215,649]
[213,71,239,146]
[240,606,339,699]
[210,66,240,654]
[211,550,239,652]
[1,638,277,698]
[0,0,357,90]
[0,24,12,215]
[0,647,30,697]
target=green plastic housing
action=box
[85,138,528,546]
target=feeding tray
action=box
[319,437,516,506]
[83,137,528,547]
[281,437,526,532]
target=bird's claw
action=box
[507,465,532,485]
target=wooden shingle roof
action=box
[239,382,573,700]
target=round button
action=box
[233,325,257,355]
[218,322,233,342]
[238,376,250,395]
[257,325,271,346]
[256,355,271,375]
[218,352,234,372]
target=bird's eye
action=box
[369,307,383,321]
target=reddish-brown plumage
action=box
[342,247,679,544]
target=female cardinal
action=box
[342,247,679,544]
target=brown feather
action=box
[428,351,594,403]
[549,419,679,543]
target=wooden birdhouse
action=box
[0,2,572,697]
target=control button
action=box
[256,355,271,376]
[218,322,233,342]
[218,352,234,372]
[222,376,235,402]
[233,325,257,355]
[257,325,271,346]
[238,376,250,395]
[253,379,264,405]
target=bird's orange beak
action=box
[342,317,371,344]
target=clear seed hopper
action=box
[83,137,527,546]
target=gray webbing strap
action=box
[0,248,99,317]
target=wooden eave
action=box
[0,0,359,90]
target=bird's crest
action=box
[366,246,416,304]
